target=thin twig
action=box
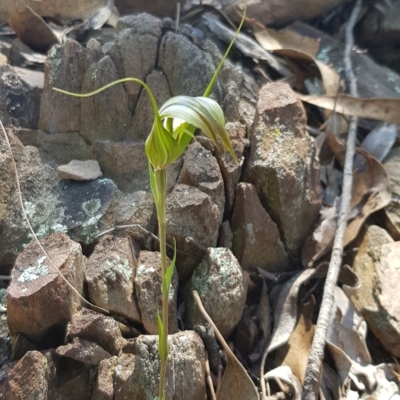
[301,0,362,398]
[0,120,109,315]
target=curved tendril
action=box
[53,78,162,127]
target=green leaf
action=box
[148,161,158,205]
[157,311,164,361]
[162,239,176,295]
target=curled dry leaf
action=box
[345,149,391,245]
[301,204,337,268]
[265,264,328,356]
[298,93,400,124]
[275,295,316,384]
[192,291,259,400]
[264,366,302,400]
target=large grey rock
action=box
[80,55,132,142]
[245,82,321,256]
[86,235,141,322]
[166,184,221,281]
[135,251,178,334]
[2,351,51,399]
[232,183,289,272]
[7,232,86,348]
[93,140,149,193]
[131,69,172,140]
[55,337,111,367]
[185,247,247,338]
[102,190,156,250]
[217,121,248,213]
[0,133,60,270]
[110,14,161,112]
[68,309,126,356]
[351,225,400,357]
[0,63,40,129]
[177,141,225,219]
[93,356,117,400]
[114,331,206,400]
[39,39,86,133]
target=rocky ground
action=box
[1,0,400,399]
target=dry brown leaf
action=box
[252,24,320,57]
[253,26,340,97]
[301,205,337,268]
[267,263,328,356]
[8,4,59,52]
[344,150,391,245]
[298,93,400,124]
[325,113,346,167]
[192,291,259,400]
[275,296,316,384]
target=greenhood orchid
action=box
[53,2,246,398]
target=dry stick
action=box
[0,119,109,315]
[301,0,362,398]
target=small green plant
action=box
[54,3,246,398]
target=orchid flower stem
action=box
[154,168,169,400]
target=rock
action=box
[56,178,117,244]
[15,129,94,164]
[68,309,126,356]
[218,220,233,249]
[244,82,321,256]
[3,351,51,399]
[86,235,141,322]
[114,331,206,399]
[102,190,156,250]
[131,69,172,140]
[351,225,400,357]
[166,184,221,281]
[232,183,289,272]
[7,232,86,349]
[159,32,224,99]
[0,131,60,270]
[13,67,44,89]
[178,141,225,218]
[57,159,103,181]
[111,14,161,112]
[80,55,132,142]
[217,121,248,213]
[383,147,400,240]
[93,140,149,193]
[39,39,86,133]
[93,356,118,400]
[0,289,10,365]
[55,337,111,366]
[10,333,37,361]
[46,348,96,400]
[135,251,179,334]
[185,247,247,337]
[0,63,40,129]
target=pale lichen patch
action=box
[18,256,49,283]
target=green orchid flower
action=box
[53,2,246,398]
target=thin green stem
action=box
[154,168,168,400]
[203,0,247,98]
[53,78,163,127]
